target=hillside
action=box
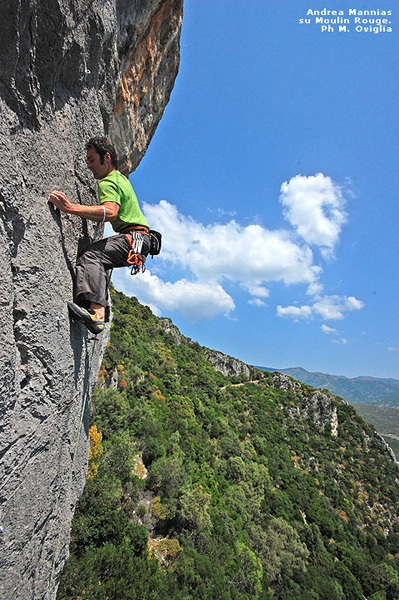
[57,290,399,600]
[259,367,399,459]
[260,367,399,407]
[353,404,399,459]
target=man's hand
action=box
[48,190,73,213]
[48,190,119,222]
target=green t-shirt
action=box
[98,170,149,232]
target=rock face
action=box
[205,349,251,379]
[0,1,183,598]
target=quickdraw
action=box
[127,250,146,275]
[124,226,150,275]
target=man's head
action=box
[85,137,118,180]
[85,137,118,168]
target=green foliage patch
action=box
[57,290,399,599]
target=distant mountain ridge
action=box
[258,367,399,407]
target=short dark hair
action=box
[85,137,118,168]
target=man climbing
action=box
[49,136,150,335]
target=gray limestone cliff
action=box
[205,349,251,379]
[0,1,183,598]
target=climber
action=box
[48,136,150,335]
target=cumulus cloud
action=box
[276,305,313,320]
[118,198,322,319]
[307,282,324,296]
[277,294,365,322]
[313,295,364,320]
[245,283,270,299]
[110,173,363,323]
[248,298,267,308]
[113,269,235,322]
[143,200,320,285]
[279,173,347,257]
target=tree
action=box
[179,484,213,534]
[262,518,309,583]
[232,542,263,598]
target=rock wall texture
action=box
[0,1,183,598]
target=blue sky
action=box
[111,1,398,379]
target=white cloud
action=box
[307,282,324,296]
[109,173,362,324]
[331,337,348,345]
[321,325,348,345]
[276,305,313,320]
[143,201,320,286]
[248,298,267,307]
[313,295,365,320]
[277,294,365,322]
[245,283,270,298]
[321,324,338,335]
[279,173,347,257]
[345,296,365,311]
[113,269,235,322]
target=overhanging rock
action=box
[0,1,183,598]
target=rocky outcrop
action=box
[205,349,251,379]
[159,317,187,346]
[0,1,183,598]
[271,372,300,391]
[286,389,339,437]
[308,391,339,436]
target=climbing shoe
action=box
[67,302,105,335]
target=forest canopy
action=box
[57,289,399,600]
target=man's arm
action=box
[48,190,119,222]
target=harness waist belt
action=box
[122,225,150,234]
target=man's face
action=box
[86,147,112,180]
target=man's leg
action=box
[75,234,130,319]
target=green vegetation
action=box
[353,403,399,458]
[57,290,399,599]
